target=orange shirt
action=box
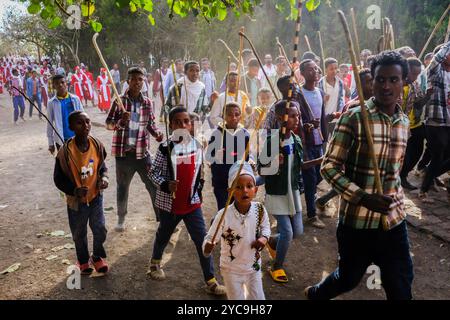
[67,137,100,203]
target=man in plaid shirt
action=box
[305,51,413,300]
[419,41,450,203]
[106,67,163,232]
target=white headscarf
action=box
[178,76,204,113]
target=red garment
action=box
[171,153,201,215]
[82,71,94,100]
[71,72,84,100]
[97,74,111,111]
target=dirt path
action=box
[0,93,449,300]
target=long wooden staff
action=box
[236,27,244,107]
[317,30,326,94]
[338,10,388,231]
[304,35,312,52]
[92,33,128,129]
[158,62,175,199]
[350,8,361,66]
[217,39,239,63]
[383,18,393,50]
[207,108,266,247]
[445,15,450,43]
[171,61,181,106]
[276,37,301,86]
[418,4,450,60]
[239,31,280,100]
[220,57,231,153]
[12,86,63,142]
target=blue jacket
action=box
[46,94,84,146]
[26,77,42,99]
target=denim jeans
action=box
[29,94,42,118]
[302,145,323,218]
[12,96,25,122]
[151,208,215,282]
[271,212,304,270]
[67,195,107,264]
[115,152,159,221]
[308,221,413,300]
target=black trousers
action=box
[421,126,450,192]
[400,125,426,178]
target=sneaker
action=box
[114,216,125,232]
[308,216,326,229]
[76,261,94,275]
[147,262,166,280]
[418,192,434,204]
[401,177,418,191]
[20,116,26,122]
[205,280,227,296]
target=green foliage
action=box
[21,0,322,33]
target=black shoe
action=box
[401,178,417,190]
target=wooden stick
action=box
[350,8,361,66]
[418,4,450,60]
[236,27,245,123]
[158,62,175,199]
[276,37,301,85]
[445,14,450,43]
[317,30,326,94]
[220,56,231,151]
[337,10,388,231]
[217,39,239,63]
[383,18,393,50]
[208,109,266,245]
[92,33,127,119]
[282,0,303,147]
[304,34,312,52]
[377,35,385,53]
[239,31,280,101]
[390,23,395,50]
[171,61,181,106]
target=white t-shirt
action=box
[203,201,270,275]
[324,77,344,116]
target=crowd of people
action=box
[2,39,450,300]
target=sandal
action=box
[205,280,227,296]
[76,261,93,275]
[147,264,166,280]
[90,256,109,273]
[269,268,288,283]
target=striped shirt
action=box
[106,91,158,159]
[425,41,450,127]
[321,97,409,230]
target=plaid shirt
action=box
[425,41,450,127]
[150,138,204,213]
[106,91,159,159]
[321,98,409,230]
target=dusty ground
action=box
[0,93,449,300]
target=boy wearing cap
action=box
[203,161,270,300]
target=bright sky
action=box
[0,0,28,30]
